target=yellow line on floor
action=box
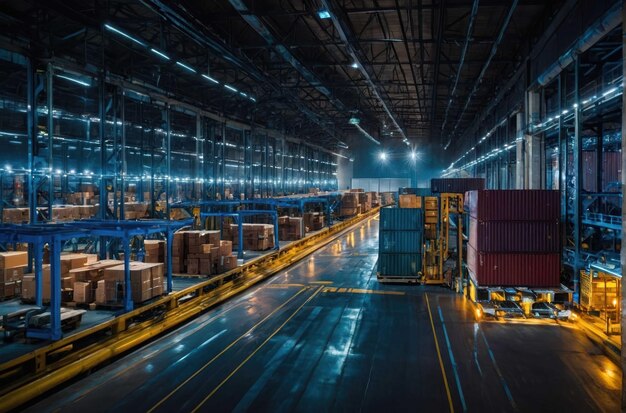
[147,286,309,413]
[425,293,455,413]
[265,284,306,288]
[322,287,405,296]
[309,281,334,285]
[191,286,324,412]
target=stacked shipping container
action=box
[465,190,561,288]
[378,207,423,278]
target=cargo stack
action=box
[303,212,325,232]
[370,192,380,208]
[465,190,561,288]
[339,192,360,216]
[0,252,28,300]
[98,262,165,304]
[380,192,395,206]
[398,194,421,208]
[358,192,372,212]
[279,216,306,240]
[377,207,423,279]
[230,223,275,251]
[143,240,165,263]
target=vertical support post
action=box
[619,1,626,411]
[264,133,269,197]
[27,58,37,225]
[195,114,202,200]
[50,237,62,340]
[237,219,244,260]
[47,64,54,220]
[573,57,582,302]
[273,212,280,250]
[166,229,174,293]
[99,75,108,223]
[281,137,286,194]
[119,89,126,220]
[123,234,133,311]
[34,241,43,307]
[166,105,172,219]
[221,123,226,198]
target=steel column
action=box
[166,105,171,218]
[620,3,626,404]
[47,64,54,220]
[573,57,582,301]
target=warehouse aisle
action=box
[25,216,619,413]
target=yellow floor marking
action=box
[322,288,405,296]
[191,286,324,412]
[265,284,305,288]
[425,293,455,413]
[147,287,309,413]
[309,281,334,285]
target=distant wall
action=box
[337,155,353,190]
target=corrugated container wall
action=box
[378,253,421,277]
[379,207,423,230]
[467,245,561,287]
[465,190,560,221]
[468,217,560,253]
[430,178,485,194]
[379,231,422,254]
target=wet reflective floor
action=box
[26,216,620,412]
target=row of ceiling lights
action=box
[445,80,624,175]
[96,24,255,103]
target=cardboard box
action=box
[0,266,24,283]
[199,259,212,275]
[60,253,90,275]
[186,259,199,275]
[0,251,28,269]
[73,281,93,303]
[0,281,17,299]
[219,240,232,257]
[95,279,119,304]
[200,244,213,254]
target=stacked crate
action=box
[358,192,372,212]
[98,262,165,304]
[465,190,561,287]
[370,192,380,207]
[303,212,325,232]
[398,194,421,208]
[231,224,275,250]
[378,207,423,278]
[144,240,165,263]
[339,192,360,216]
[0,252,28,300]
[279,217,306,241]
[380,192,395,206]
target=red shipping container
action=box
[466,244,560,287]
[468,217,560,253]
[465,190,559,221]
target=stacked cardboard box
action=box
[380,192,395,206]
[22,253,99,303]
[231,224,275,250]
[349,188,364,193]
[308,187,320,195]
[99,262,165,304]
[116,202,149,220]
[279,217,306,241]
[171,232,186,273]
[68,259,124,303]
[0,252,27,300]
[370,192,380,207]
[169,230,236,275]
[339,192,360,216]
[303,212,325,232]
[2,208,30,224]
[144,240,165,263]
[399,194,421,209]
[358,192,373,212]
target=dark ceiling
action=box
[0,0,564,155]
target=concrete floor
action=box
[24,216,620,412]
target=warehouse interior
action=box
[0,0,624,411]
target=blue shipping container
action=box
[378,253,422,277]
[380,207,423,231]
[379,230,422,253]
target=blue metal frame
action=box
[0,224,88,340]
[65,219,193,304]
[199,210,279,259]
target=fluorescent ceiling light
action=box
[249,96,257,102]
[150,48,170,60]
[240,92,248,97]
[175,61,196,73]
[351,62,358,69]
[56,74,91,87]
[224,84,238,93]
[202,74,219,84]
[348,116,360,125]
[317,10,331,19]
[104,24,146,47]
